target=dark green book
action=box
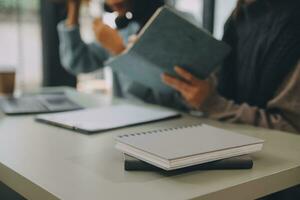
[124,154,253,172]
[106,6,231,93]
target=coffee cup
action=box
[0,66,16,95]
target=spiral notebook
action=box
[115,124,264,170]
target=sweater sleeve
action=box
[200,61,300,134]
[57,21,110,75]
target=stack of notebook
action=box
[115,124,264,171]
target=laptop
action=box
[0,92,83,115]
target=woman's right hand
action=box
[162,66,212,109]
[93,18,126,55]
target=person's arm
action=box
[57,20,110,75]
[66,0,80,27]
[93,19,125,55]
[58,0,127,75]
[57,0,111,75]
[162,62,300,133]
[200,61,300,133]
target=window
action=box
[0,0,42,92]
[176,0,238,39]
[214,0,237,39]
[174,0,203,25]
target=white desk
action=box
[0,89,300,200]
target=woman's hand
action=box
[127,34,138,49]
[162,66,212,109]
[93,18,126,55]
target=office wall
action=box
[175,0,237,37]
[175,0,203,24]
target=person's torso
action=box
[219,0,300,108]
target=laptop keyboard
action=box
[0,94,82,114]
[0,97,48,113]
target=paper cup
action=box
[0,66,16,95]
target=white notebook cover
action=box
[36,104,180,133]
[116,125,264,170]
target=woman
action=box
[163,0,300,133]
[58,0,190,110]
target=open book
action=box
[106,6,231,93]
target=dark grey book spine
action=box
[124,155,253,172]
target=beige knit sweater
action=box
[201,61,300,134]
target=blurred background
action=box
[0,0,237,94]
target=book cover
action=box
[124,154,253,172]
[106,6,231,93]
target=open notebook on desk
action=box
[36,104,180,134]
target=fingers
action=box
[94,24,125,55]
[128,35,138,44]
[127,35,138,49]
[174,66,198,83]
[93,18,104,30]
[161,73,190,93]
[93,18,103,24]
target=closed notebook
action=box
[115,124,264,170]
[36,104,180,134]
[106,6,231,93]
[124,154,253,172]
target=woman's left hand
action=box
[162,66,212,109]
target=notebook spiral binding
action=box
[118,124,202,138]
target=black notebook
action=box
[106,6,231,93]
[124,154,253,172]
